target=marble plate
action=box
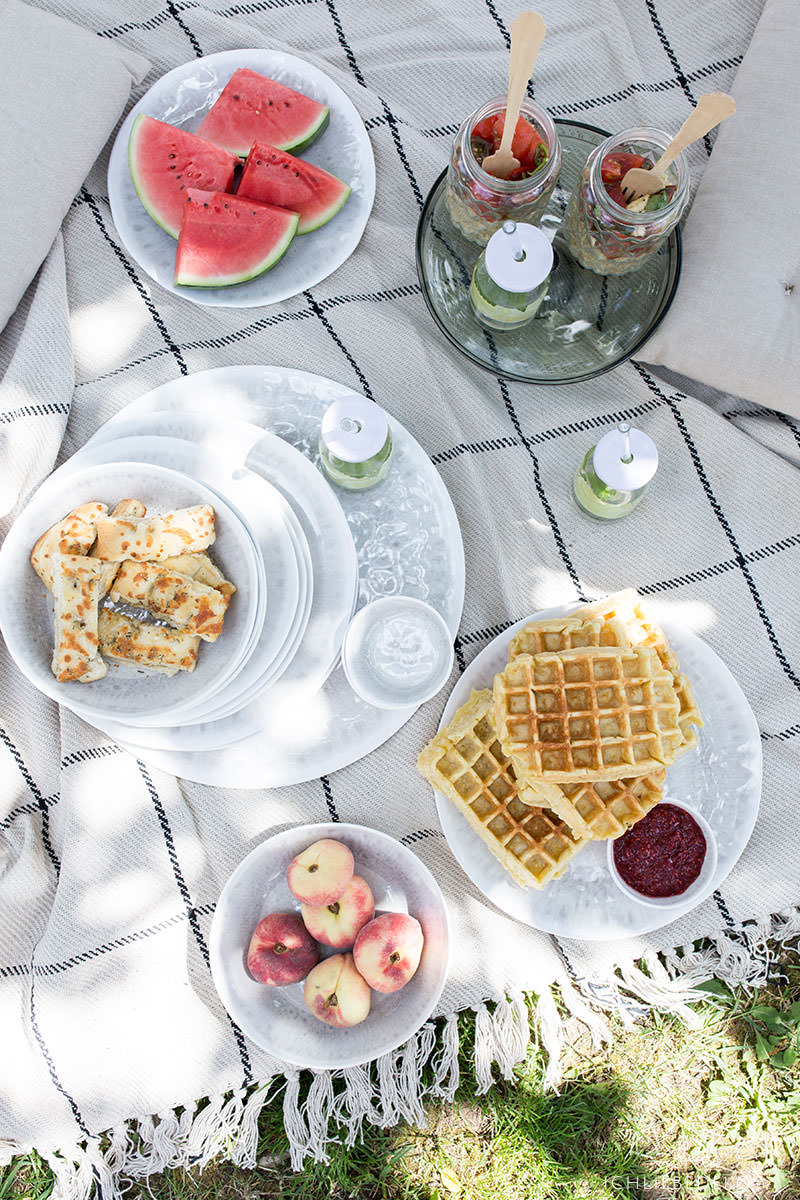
[428,604,762,941]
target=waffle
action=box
[417,690,590,889]
[522,768,666,840]
[577,591,703,739]
[494,645,686,784]
[507,613,630,661]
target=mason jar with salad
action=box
[561,127,689,276]
[445,95,561,245]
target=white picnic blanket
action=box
[2,0,799,1194]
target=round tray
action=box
[84,366,465,787]
[415,119,682,385]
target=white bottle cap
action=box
[484,220,553,293]
[592,423,659,490]
[321,395,389,463]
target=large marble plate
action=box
[428,604,762,941]
[80,366,465,784]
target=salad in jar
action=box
[561,128,688,276]
[445,95,561,245]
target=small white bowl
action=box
[341,596,454,709]
[606,801,718,909]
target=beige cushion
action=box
[0,0,149,332]
[640,0,800,417]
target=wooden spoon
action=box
[481,12,547,180]
[619,92,736,202]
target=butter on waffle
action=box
[577,591,703,739]
[494,645,686,784]
[417,690,590,889]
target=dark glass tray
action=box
[415,119,681,385]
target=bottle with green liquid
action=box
[572,422,658,519]
[469,219,553,331]
[319,394,393,491]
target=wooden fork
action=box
[481,12,546,179]
[619,92,736,203]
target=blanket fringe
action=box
[5,906,797,1198]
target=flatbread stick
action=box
[108,561,230,641]
[51,553,107,683]
[31,502,108,591]
[93,505,216,562]
[98,609,200,675]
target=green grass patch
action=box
[3,948,800,1200]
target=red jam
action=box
[612,804,707,899]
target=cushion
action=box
[639,0,800,417]
[0,0,149,332]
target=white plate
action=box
[80,365,464,785]
[66,433,312,727]
[209,822,450,1069]
[0,460,263,727]
[107,48,375,306]
[428,605,762,941]
[81,413,357,752]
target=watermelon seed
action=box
[168,153,175,159]
[233,94,239,100]
[256,159,262,166]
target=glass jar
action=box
[561,127,689,276]
[468,220,553,331]
[445,94,562,246]
[319,395,393,491]
[572,423,658,519]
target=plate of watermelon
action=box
[108,48,375,307]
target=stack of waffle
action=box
[417,591,703,890]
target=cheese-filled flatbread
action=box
[31,502,108,591]
[108,561,230,641]
[50,554,107,683]
[93,499,147,596]
[98,610,200,675]
[158,551,236,597]
[92,505,216,562]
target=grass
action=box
[3,946,800,1200]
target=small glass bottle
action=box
[469,220,553,331]
[319,395,393,491]
[561,127,689,276]
[572,422,658,519]
[445,94,562,246]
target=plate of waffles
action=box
[417,591,762,941]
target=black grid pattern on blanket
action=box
[1,0,799,1188]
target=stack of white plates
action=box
[0,416,359,745]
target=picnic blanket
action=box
[2,0,799,1195]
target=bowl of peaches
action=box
[209,822,450,1068]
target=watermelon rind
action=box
[128,114,238,239]
[237,143,351,235]
[196,68,331,157]
[174,189,300,288]
[281,107,330,155]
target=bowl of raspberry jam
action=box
[606,801,718,909]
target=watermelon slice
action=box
[128,115,238,239]
[237,142,351,234]
[174,189,299,288]
[195,68,330,156]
